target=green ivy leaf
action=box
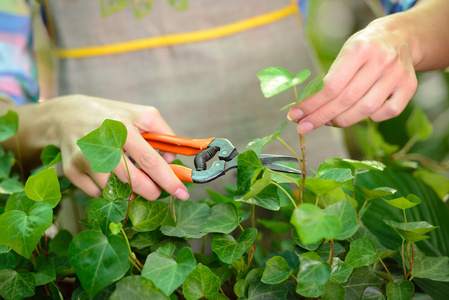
[324,199,360,240]
[183,263,221,300]
[109,222,123,235]
[386,280,415,300]
[345,238,382,268]
[5,192,34,212]
[161,199,211,239]
[258,219,291,235]
[383,194,421,210]
[291,228,322,251]
[413,169,449,199]
[129,230,162,250]
[297,252,331,285]
[301,178,345,197]
[321,281,345,300]
[257,67,310,98]
[0,269,35,300]
[0,179,24,194]
[246,122,287,154]
[384,220,438,243]
[248,277,293,299]
[236,150,264,193]
[24,168,61,208]
[329,257,353,284]
[296,282,325,298]
[100,0,128,17]
[110,275,169,300]
[0,151,14,180]
[211,228,257,264]
[49,230,73,257]
[298,73,324,101]
[68,230,130,297]
[361,287,385,300]
[235,184,281,211]
[200,202,239,234]
[408,248,449,282]
[406,108,433,141]
[261,256,291,284]
[129,197,169,232]
[0,202,52,258]
[0,249,19,270]
[243,168,271,200]
[0,110,18,142]
[103,173,131,201]
[34,255,56,286]
[40,145,62,167]
[290,203,341,244]
[341,267,383,300]
[355,186,396,202]
[315,168,354,182]
[76,119,127,173]
[141,247,196,296]
[87,197,127,234]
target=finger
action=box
[134,106,176,136]
[369,87,415,123]
[124,126,189,201]
[113,153,163,200]
[65,167,102,198]
[295,62,382,134]
[330,73,397,127]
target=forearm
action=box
[368,0,449,71]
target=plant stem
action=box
[268,169,301,189]
[276,136,303,170]
[121,152,134,225]
[298,134,307,204]
[252,205,255,228]
[328,240,334,265]
[403,209,409,230]
[379,258,394,282]
[128,257,142,273]
[120,227,143,271]
[401,239,407,278]
[290,273,297,281]
[393,135,418,159]
[238,224,245,232]
[172,196,177,223]
[271,181,297,208]
[405,243,415,280]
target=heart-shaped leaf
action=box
[236,150,264,193]
[0,202,52,258]
[68,230,130,297]
[200,202,239,234]
[296,282,325,298]
[246,122,287,154]
[0,269,35,300]
[0,110,18,142]
[324,199,360,240]
[25,168,61,208]
[298,73,324,101]
[330,257,353,284]
[49,229,73,257]
[384,220,438,243]
[406,108,432,141]
[183,263,221,300]
[110,276,169,300]
[103,173,131,201]
[0,151,14,180]
[76,119,127,173]
[321,281,345,300]
[383,194,421,210]
[257,67,310,98]
[341,268,382,299]
[290,204,341,244]
[211,228,257,264]
[261,256,291,284]
[161,199,211,239]
[297,252,331,285]
[345,238,382,268]
[355,186,396,202]
[386,280,415,300]
[235,184,281,211]
[141,247,196,296]
[129,197,169,232]
[87,197,127,234]
[40,145,62,167]
[34,255,56,286]
[407,248,449,282]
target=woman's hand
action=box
[288,16,419,133]
[8,95,189,201]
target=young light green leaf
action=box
[0,110,18,142]
[386,280,415,300]
[384,220,438,243]
[200,202,239,234]
[383,194,421,210]
[291,228,323,251]
[161,199,211,239]
[236,150,264,193]
[24,168,61,208]
[315,168,353,182]
[408,248,449,282]
[290,203,341,244]
[330,257,353,284]
[244,168,271,200]
[110,276,169,300]
[103,173,131,201]
[87,197,127,234]
[5,191,35,212]
[183,263,221,300]
[235,184,281,211]
[406,108,433,141]
[246,122,287,154]
[76,119,127,173]
[345,238,382,268]
[355,186,396,202]
[413,169,449,199]
[261,256,291,284]
[142,247,196,296]
[211,228,257,264]
[0,202,52,258]
[68,230,130,297]
[298,73,324,101]
[257,67,310,98]
[34,255,56,286]
[297,252,331,285]
[324,199,360,240]
[109,222,123,235]
[129,197,169,232]
[0,269,35,300]
[301,177,345,197]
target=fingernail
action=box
[298,121,314,134]
[325,121,334,126]
[288,107,304,122]
[174,187,189,201]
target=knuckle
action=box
[359,101,378,115]
[323,80,341,99]
[385,103,403,118]
[138,151,161,170]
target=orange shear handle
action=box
[169,164,194,183]
[141,132,215,156]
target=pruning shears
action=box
[140,133,302,183]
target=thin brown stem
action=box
[405,243,415,280]
[379,258,394,282]
[329,240,335,265]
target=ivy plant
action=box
[0,67,449,299]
